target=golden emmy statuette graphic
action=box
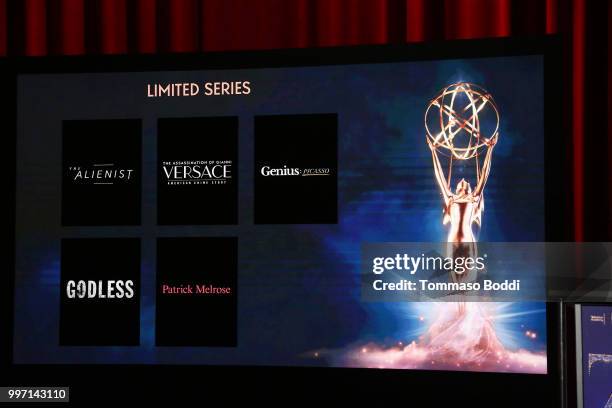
[340,82,546,373]
[415,82,508,360]
[426,83,499,305]
[425,82,499,243]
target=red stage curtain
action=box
[1,0,609,240]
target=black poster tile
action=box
[62,119,141,226]
[156,237,238,347]
[254,113,338,224]
[157,117,238,225]
[60,238,140,346]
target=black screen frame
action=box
[3,36,565,406]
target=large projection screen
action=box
[11,41,553,375]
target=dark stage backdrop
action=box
[1,0,610,241]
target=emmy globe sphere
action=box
[425,82,499,160]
